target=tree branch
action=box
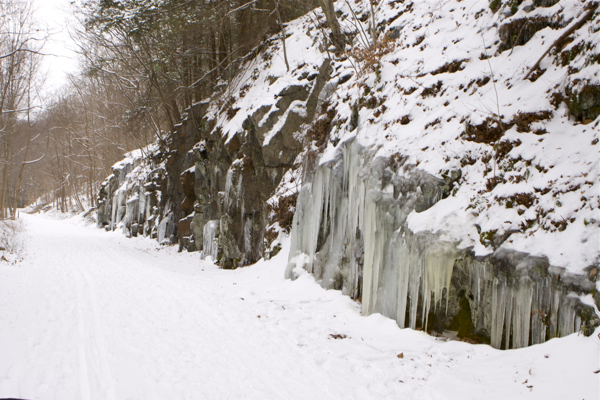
[524,2,598,80]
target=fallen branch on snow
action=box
[524,2,599,81]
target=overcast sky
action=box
[34,0,79,98]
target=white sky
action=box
[34,0,80,99]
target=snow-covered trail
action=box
[0,214,598,400]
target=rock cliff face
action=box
[97,23,334,269]
[98,0,600,348]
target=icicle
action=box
[394,231,410,327]
[478,263,486,303]
[286,165,330,279]
[549,290,560,338]
[158,212,171,244]
[110,191,118,230]
[491,278,507,349]
[111,184,127,230]
[408,248,422,330]
[345,143,365,299]
[361,196,379,315]
[224,163,240,210]
[380,228,400,320]
[421,241,457,329]
[504,287,514,350]
[125,194,139,228]
[530,281,550,345]
[558,296,576,337]
[201,220,220,260]
[243,217,252,264]
[512,277,533,348]
[138,190,147,225]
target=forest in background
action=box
[0,0,320,217]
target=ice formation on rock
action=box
[287,139,451,325]
[201,220,220,261]
[287,139,591,348]
[97,145,168,241]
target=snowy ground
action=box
[0,213,598,400]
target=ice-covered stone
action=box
[288,139,598,349]
[201,220,220,261]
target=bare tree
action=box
[0,0,44,218]
[318,0,345,52]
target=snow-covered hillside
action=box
[282,0,600,349]
[97,0,599,349]
[318,0,599,274]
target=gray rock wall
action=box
[96,147,168,240]
[98,58,334,269]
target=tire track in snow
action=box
[80,267,119,400]
[84,238,204,398]
[69,251,92,400]
[67,248,118,400]
[31,219,440,399]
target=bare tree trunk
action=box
[218,25,229,75]
[276,1,290,72]
[68,174,84,211]
[0,134,12,218]
[318,0,345,52]
[89,151,93,206]
[12,130,49,216]
[370,0,377,44]
[12,129,31,217]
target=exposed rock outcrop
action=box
[98,38,334,268]
[98,0,599,349]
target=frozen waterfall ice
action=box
[287,139,583,349]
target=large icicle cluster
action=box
[287,139,592,348]
[286,139,455,330]
[487,251,585,349]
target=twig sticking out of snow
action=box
[524,2,599,81]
